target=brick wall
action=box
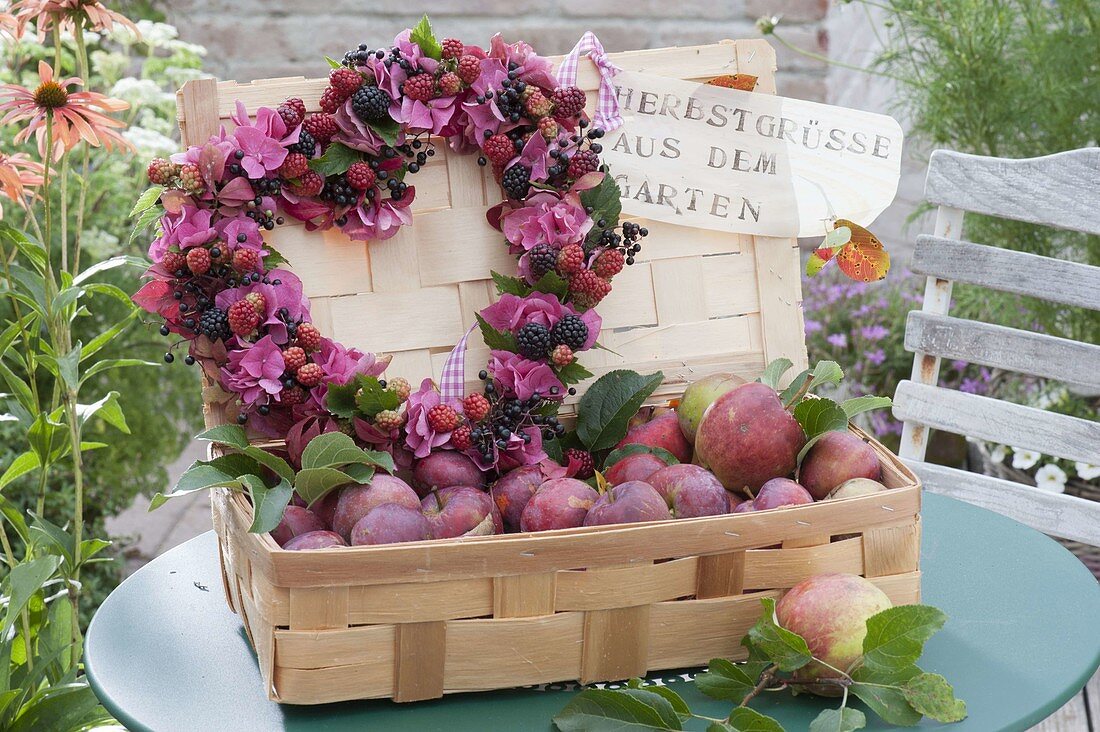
[163,0,830,101]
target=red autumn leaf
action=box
[834,218,890,282]
[708,74,759,91]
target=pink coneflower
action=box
[0,152,45,218]
[0,61,131,160]
[9,0,138,40]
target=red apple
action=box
[646,464,736,517]
[282,530,346,550]
[270,506,326,546]
[411,450,485,497]
[695,382,806,495]
[491,465,544,532]
[753,477,814,510]
[520,478,599,532]
[583,481,671,527]
[799,431,883,500]
[331,475,420,540]
[604,452,667,485]
[349,503,431,546]
[776,573,893,695]
[421,486,502,539]
[732,500,755,513]
[615,412,692,464]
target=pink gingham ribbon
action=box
[557,32,624,132]
[439,324,476,402]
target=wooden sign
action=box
[604,70,904,238]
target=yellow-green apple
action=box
[677,373,746,442]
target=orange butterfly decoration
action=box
[806,219,890,282]
[707,74,758,92]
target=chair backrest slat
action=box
[912,236,1100,310]
[925,148,1100,236]
[909,461,1100,546]
[904,312,1100,390]
[894,380,1100,466]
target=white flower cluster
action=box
[988,442,1099,493]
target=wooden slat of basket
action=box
[394,621,447,702]
[580,605,651,683]
[444,612,585,690]
[696,552,746,598]
[648,590,782,668]
[493,573,557,618]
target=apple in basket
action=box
[491,465,544,533]
[270,506,327,547]
[603,452,667,485]
[798,431,883,500]
[520,478,599,532]
[583,481,670,526]
[776,573,893,695]
[675,372,746,443]
[283,530,347,550]
[753,477,814,511]
[331,475,421,540]
[614,411,693,464]
[646,463,737,517]
[411,450,486,497]
[350,503,432,546]
[421,486,503,539]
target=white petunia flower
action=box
[1011,447,1040,471]
[989,444,1007,464]
[1075,462,1100,481]
[1034,464,1068,493]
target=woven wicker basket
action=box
[181,39,923,704]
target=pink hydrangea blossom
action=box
[487,34,558,90]
[468,426,546,472]
[510,132,550,182]
[220,335,285,407]
[215,214,265,253]
[297,338,389,416]
[395,93,463,136]
[480,292,601,350]
[332,99,392,154]
[403,378,463,458]
[501,191,592,253]
[342,193,415,241]
[227,101,298,177]
[155,205,216,256]
[487,350,564,401]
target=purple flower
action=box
[166,206,217,252]
[215,268,310,344]
[487,34,558,90]
[510,132,550,182]
[215,214,265,253]
[860,325,889,342]
[228,102,296,177]
[469,426,547,472]
[342,195,415,241]
[394,91,462,136]
[501,191,592,253]
[826,333,848,349]
[487,350,565,401]
[804,318,823,334]
[403,379,461,458]
[220,335,285,407]
[480,292,601,350]
[301,338,389,416]
[866,348,886,365]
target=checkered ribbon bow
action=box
[439,324,475,402]
[556,31,624,132]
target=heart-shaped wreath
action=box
[132,17,647,475]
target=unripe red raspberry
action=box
[402,73,435,102]
[457,55,481,84]
[524,89,552,119]
[178,163,204,195]
[302,113,338,145]
[441,38,464,60]
[374,409,404,431]
[551,343,575,367]
[296,322,322,351]
[147,157,178,185]
[537,116,559,141]
[281,385,305,405]
[426,404,460,433]
[329,68,363,99]
[185,247,211,275]
[288,170,324,197]
[278,152,309,179]
[244,291,266,315]
[569,269,612,309]
[232,248,260,273]
[319,87,343,114]
[482,134,514,166]
[386,376,411,402]
[227,299,260,336]
[438,71,463,97]
[567,149,599,179]
[551,86,586,117]
[162,250,186,275]
[346,162,376,191]
[593,248,625,279]
[556,243,585,275]
[296,362,323,387]
[564,448,595,479]
[450,424,473,450]
[462,393,490,422]
[281,346,306,372]
[277,97,306,128]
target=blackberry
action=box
[199,307,231,341]
[516,322,552,359]
[287,128,316,158]
[550,314,588,351]
[528,243,558,280]
[351,85,391,122]
[501,163,531,200]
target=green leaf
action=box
[409,15,443,60]
[532,270,570,299]
[129,204,164,243]
[300,431,393,472]
[0,360,36,415]
[902,672,967,723]
[556,360,594,386]
[241,445,295,483]
[576,370,664,451]
[840,396,892,420]
[150,462,243,510]
[295,467,358,507]
[242,475,294,534]
[627,684,691,720]
[747,597,813,672]
[492,271,532,297]
[579,175,623,242]
[553,688,682,731]
[130,185,164,217]
[695,658,767,703]
[758,358,793,389]
[725,707,785,731]
[27,412,67,464]
[354,376,401,418]
[55,345,81,391]
[308,142,362,177]
[75,391,129,433]
[73,254,147,285]
[79,357,153,385]
[194,423,249,449]
[325,380,359,419]
[808,360,843,390]
[859,605,947,675]
[476,312,518,352]
[0,451,39,491]
[793,397,849,462]
[342,463,376,484]
[80,310,139,361]
[602,443,679,470]
[366,115,402,147]
[1,556,62,636]
[324,55,343,69]
[7,681,105,732]
[205,452,263,477]
[263,243,289,270]
[810,707,866,732]
[850,678,922,727]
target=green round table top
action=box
[85,492,1100,732]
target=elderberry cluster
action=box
[467,370,572,461]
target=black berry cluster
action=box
[351,84,391,122]
[501,163,531,200]
[550,315,588,351]
[516,322,551,359]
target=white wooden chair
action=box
[894,147,1100,548]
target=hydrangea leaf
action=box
[555,360,593,386]
[307,142,362,177]
[409,15,443,61]
[194,423,249,449]
[491,271,532,297]
[475,312,518,352]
